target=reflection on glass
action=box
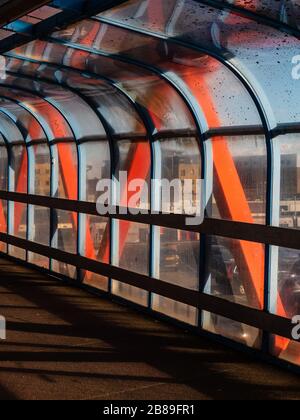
[203,311,262,349]
[115,139,151,210]
[28,205,50,269]
[152,294,198,326]
[204,236,265,309]
[101,0,299,125]
[203,235,264,347]
[28,143,51,267]
[29,206,50,246]
[275,247,300,320]
[79,139,110,290]
[79,141,111,291]
[222,0,300,31]
[112,221,149,306]
[57,18,262,129]
[52,209,77,278]
[79,141,110,203]
[3,0,300,370]
[154,137,201,214]
[52,259,77,279]
[270,336,300,366]
[152,227,200,325]
[82,215,110,291]
[0,74,106,142]
[55,143,78,200]
[209,135,267,224]
[30,144,51,196]
[9,201,27,260]
[111,138,151,304]
[83,272,108,291]
[151,136,201,324]
[278,134,300,229]
[0,139,8,252]
[9,145,27,260]
[54,210,77,254]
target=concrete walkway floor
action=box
[0,258,298,400]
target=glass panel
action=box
[83,272,108,291]
[157,228,199,289]
[101,0,299,126]
[152,294,198,326]
[9,202,27,260]
[78,140,110,291]
[114,221,149,275]
[54,142,78,200]
[0,108,24,143]
[84,215,110,262]
[154,137,201,214]
[57,19,262,129]
[0,29,13,41]
[0,113,26,259]
[28,205,50,245]
[81,214,110,291]
[14,40,196,133]
[115,139,151,210]
[0,74,106,141]
[79,141,110,203]
[77,139,110,290]
[52,208,77,278]
[19,39,87,69]
[203,237,263,347]
[203,311,262,349]
[28,5,61,20]
[277,134,300,229]
[30,143,51,195]
[52,260,77,279]
[270,336,300,367]
[27,205,50,269]
[50,140,77,277]
[0,97,46,143]
[221,0,300,31]
[51,158,77,277]
[112,221,149,306]
[54,209,77,254]
[209,135,267,224]
[0,86,73,141]
[276,247,300,320]
[151,134,201,323]
[6,56,146,137]
[9,144,27,259]
[86,54,196,134]
[110,137,151,304]
[65,75,145,136]
[28,252,49,269]
[0,101,49,261]
[204,236,265,310]
[152,227,200,325]
[271,133,300,365]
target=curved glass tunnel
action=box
[0,0,299,371]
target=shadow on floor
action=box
[0,258,299,400]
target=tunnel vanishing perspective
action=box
[0,0,299,377]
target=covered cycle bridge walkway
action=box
[0,0,298,399]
